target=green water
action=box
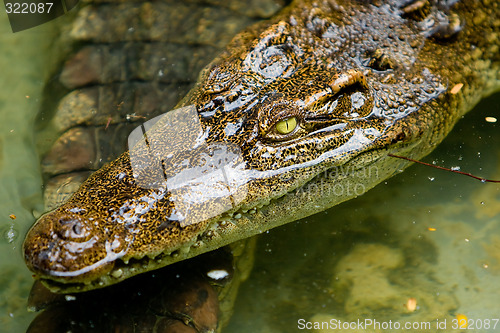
[0,11,60,333]
[1,6,500,333]
[226,93,500,333]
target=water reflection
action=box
[27,247,235,333]
[128,105,248,227]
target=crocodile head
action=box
[24,0,498,292]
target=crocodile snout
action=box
[23,210,115,283]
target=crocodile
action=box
[24,0,500,293]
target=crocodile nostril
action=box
[58,217,75,226]
[72,223,82,235]
[57,217,90,241]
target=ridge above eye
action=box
[329,69,368,95]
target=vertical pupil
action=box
[275,116,297,135]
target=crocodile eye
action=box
[275,117,297,134]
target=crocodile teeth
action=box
[147,253,158,259]
[180,245,191,254]
[111,268,123,278]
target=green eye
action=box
[275,117,297,135]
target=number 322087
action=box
[5,3,53,14]
[452,318,499,330]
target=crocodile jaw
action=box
[30,138,418,294]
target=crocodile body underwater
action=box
[24,0,500,292]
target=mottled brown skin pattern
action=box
[24,0,500,292]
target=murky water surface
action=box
[1,5,500,333]
[0,10,61,333]
[226,93,500,333]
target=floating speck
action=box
[451,166,461,171]
[4,226,18,243]
[405,297,417,312]
[456,314,468,329]
[207,269,229,280]
[450,83,463,94]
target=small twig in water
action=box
[105,116,112,130]
[388,153,500,183]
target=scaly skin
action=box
[24,0,500,292]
